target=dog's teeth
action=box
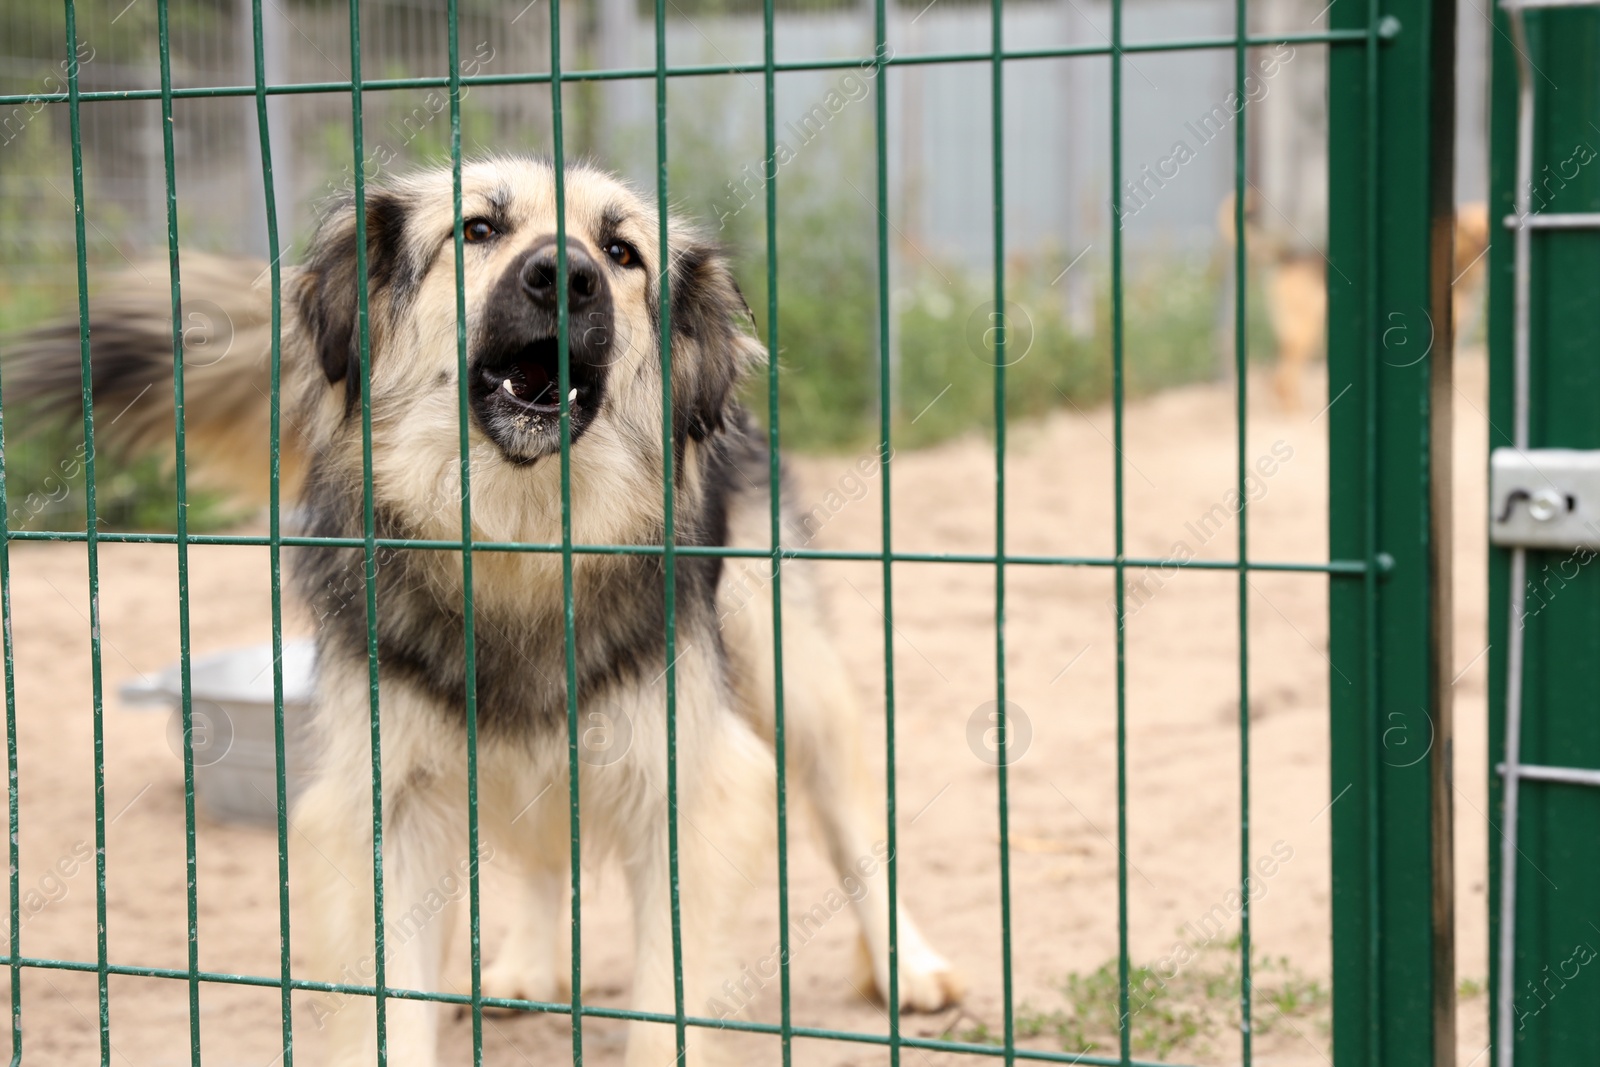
[501,377,517,396]
[568,389,578,403]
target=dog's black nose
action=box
[521,243,605,313]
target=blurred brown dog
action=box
[1220,196,1489,410]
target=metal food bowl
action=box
[121,642,317,824]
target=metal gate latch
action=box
[1489,448,1600,549]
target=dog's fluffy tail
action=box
[3,253,299,503]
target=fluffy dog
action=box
[6,157,962,1064]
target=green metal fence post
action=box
[1230,0,1253,1057]
[1108,0,1133,1058]
[59,4,114,1063]
[0,37,21,1064]
[1327,0,1456,1058]
[649,0,689,1059]
[869,2,901,1063]
[342,1,391,1059]
[988,1,1017,1063]
[0,258,16,1066]
[545,5,587,1064]
[153,3,204,1060]
[759,1,795,1064]
[246,0,294,1058]
[445,1,486,1061]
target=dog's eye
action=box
[463,218,498,243]
[604,240,640,268]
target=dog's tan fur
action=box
[6,158,961,1066]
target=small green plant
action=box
[953,1019,1001,1046]
[945,937,1329,1061]
[1459,976,1487,998]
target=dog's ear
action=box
[292,189,410,402]
[668,239,765,442]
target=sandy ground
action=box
[0,354,1492,1066]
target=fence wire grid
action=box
[0,0,1447,1063]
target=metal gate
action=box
[0,0,1458,1063]
[1488,1,1600,1064]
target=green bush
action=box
[734,220,1278,453]
[726,181,883,451]
[0,422,239,535]
[665,99,1279,453]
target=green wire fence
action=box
[0,0,1461,1062]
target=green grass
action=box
[947,937,1329,1061]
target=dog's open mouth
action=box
[470,328,608,460]
[483,337,591,413]
[469,262,612,459]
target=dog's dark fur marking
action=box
[598,205,632,242]
[294,190,419,409]
[625,236,759,485]
[670,243,753,445]
[486,184,512,219]
[366,192,422,303]
[294,417,766,737]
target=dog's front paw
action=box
[454,957,567,1017]
[484,956,567,1006]
[854,934,966,1013]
